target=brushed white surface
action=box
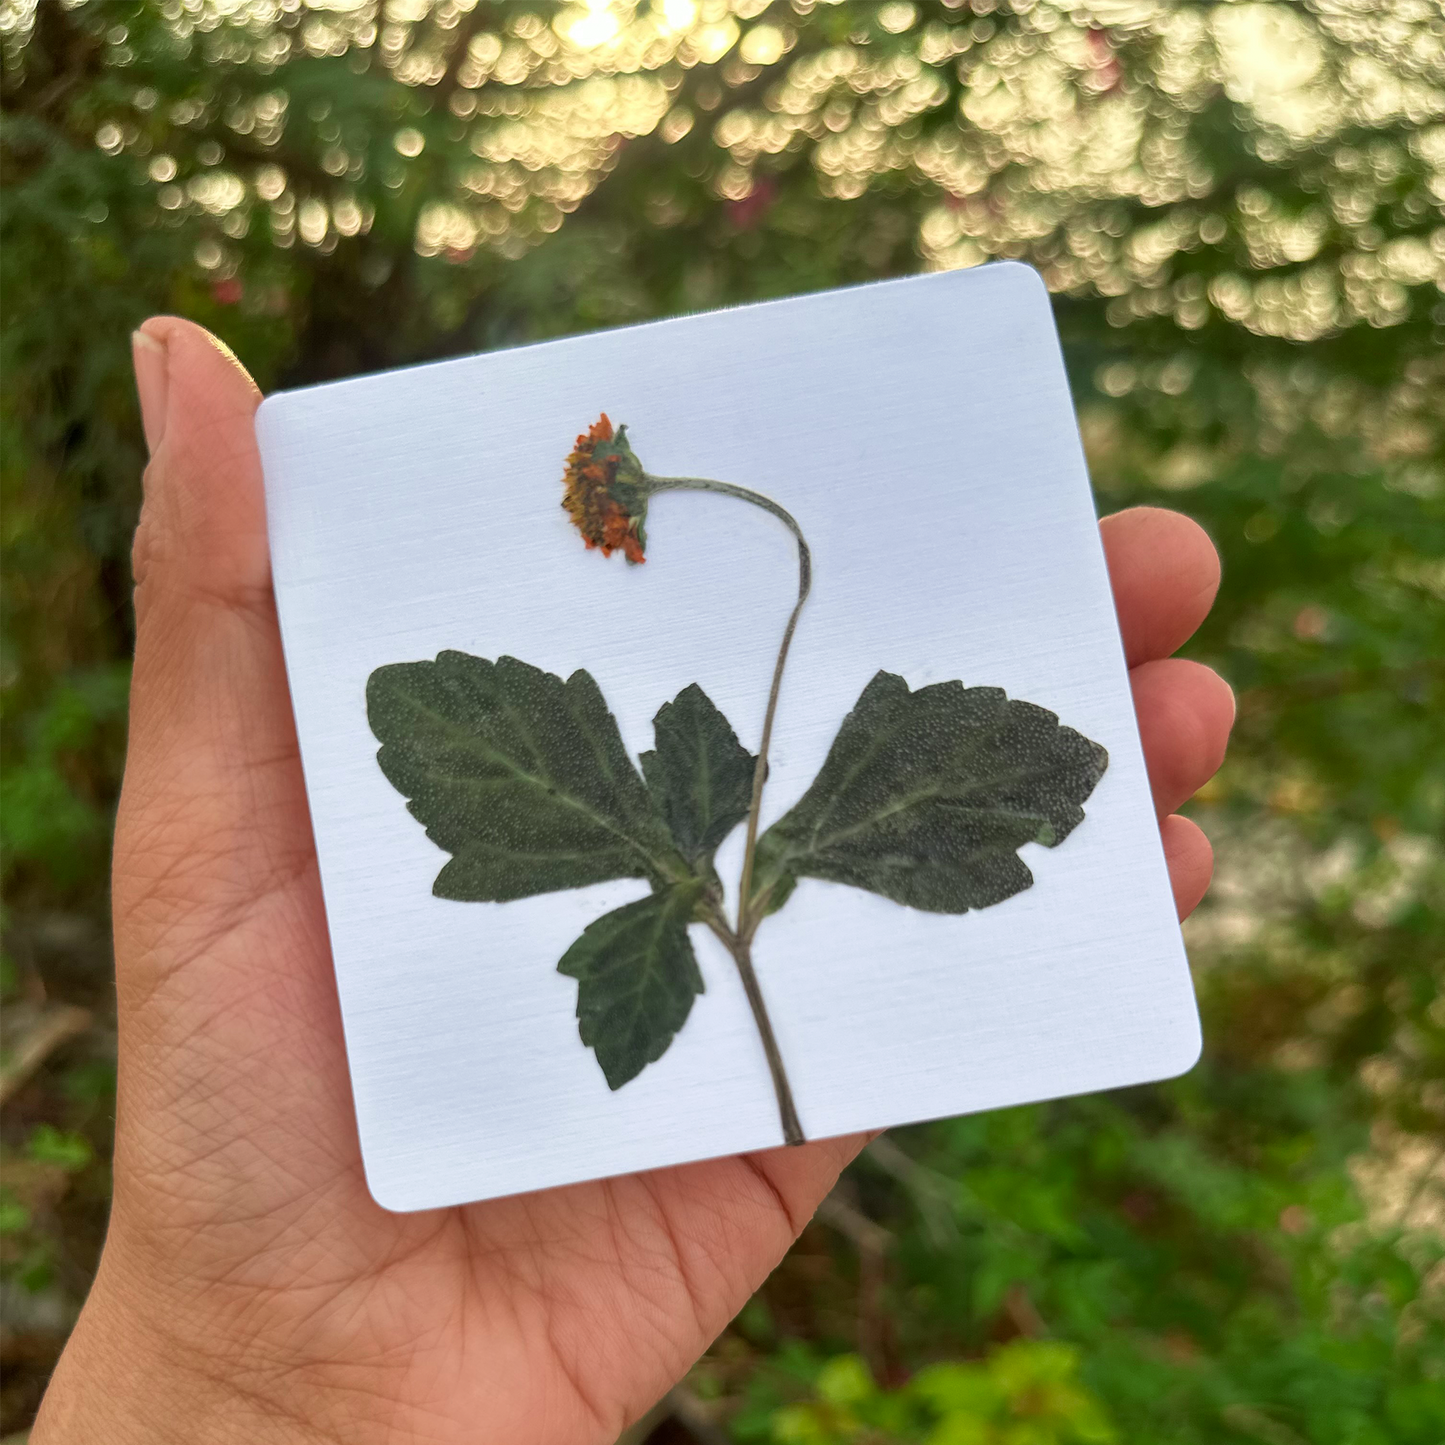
[256,262,1199,1212]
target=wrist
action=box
[32,1257,332,1445]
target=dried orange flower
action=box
[561,414,650,565]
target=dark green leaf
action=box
[640,683,757,867]
[557,883,706,1089]
[367,652,687,902]
[752,671,1109,915]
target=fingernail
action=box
[132,327,169,455]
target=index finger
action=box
[1101,507,1221,668]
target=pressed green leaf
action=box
[366,652,687,902]
[639,683,757,867]
[752,671,1109,915]
[557,883,706,1088]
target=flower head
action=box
[561,414,650,564]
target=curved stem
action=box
[651,474,812,1146]
[645,475,812,938]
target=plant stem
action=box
[646,475,812,937]
[703,913,805,1146]
[656,474,812,1146]
[730,936,805,1146]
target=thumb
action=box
[115,318,313,993]
[129,318,265,609]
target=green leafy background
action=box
[2,0,1442,1439]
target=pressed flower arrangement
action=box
[367,418,1108,1145]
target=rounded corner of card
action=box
[978,257,1050,304]
[255,387,307,449]
[1153,1007,1204,1083]
[360,1153,431,1215]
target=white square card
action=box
[257,263,1199,1211]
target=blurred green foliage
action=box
[768,1344,1116,1444]
[2,0,1442,1438]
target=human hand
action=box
[33,318,1233,1445]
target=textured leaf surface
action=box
[640,683,756,867]
[752,671,1109,914]
[557,884,705,1088]
[367,652,685,902]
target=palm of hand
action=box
[38,320,1232,1445]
